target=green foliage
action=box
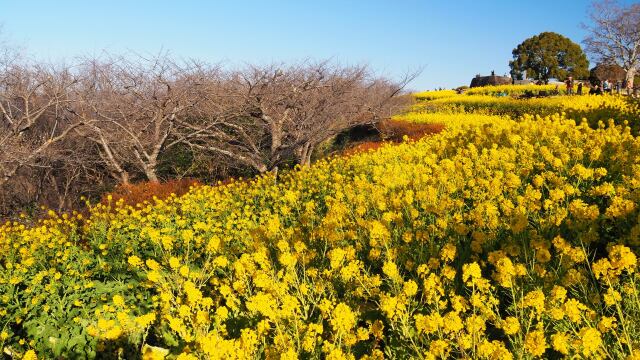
[0,220,155,358]
[510,32,590,83]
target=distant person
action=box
[615,80,622,94]
[603,79,610,94]
[627,81,633,96]
[577,82,583,95]
[566,76,574,95]
[590,84,602,95]
[610,80,615,94]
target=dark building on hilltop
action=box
[470,72,512,87]
[589,63,626,85]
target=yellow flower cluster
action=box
[413,89,457,101]
[431,92,635,113]
[464,83,564,96]
[414,84,568,99]
[1,90,640,358]
[425,92,640,131]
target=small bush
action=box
[379,119,445,141]
[101,178,201,207]
[339,120,444,157]
[341,141,387,157]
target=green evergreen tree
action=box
[509,32,589,84]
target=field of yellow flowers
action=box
[413,84,563,100]
[2,88,640,359]
[420,90,640,132]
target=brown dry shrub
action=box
[101,178,201,207]
[340,141,388,157]
[378,119,445,141]
[341,120,445,157]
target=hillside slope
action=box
[2,89,640,359]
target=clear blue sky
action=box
[1,0,599,90]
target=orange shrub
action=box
[341,120,445,157]
[341,141,388,157]
[101,178,201,207]
[379,119,445,141]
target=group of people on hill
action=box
[565,76,636,96]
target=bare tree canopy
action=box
[583,0,640,88]
[0,46,416,215]
[68,54,211,184]
[180,61,417,173]
[590,62,627,83]
[0,59,86,187]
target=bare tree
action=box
[70,54,209,183]
[0,39,108,215]
[584,0,640,90]
[0,49,416,215]
[0,58,85,188]
[181,61,415,173]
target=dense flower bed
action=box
[464,84,564,96]
[422,94,640,132]
[413,90,458,101]
[2,90,640,359]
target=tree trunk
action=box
[298,145,306,166]
[298,142,315,167]
[271,123,283,157]
[305,144,314,166]
[120,171,131,186]
[626,67,636,93]
[144,166,159,183]
[144,155,159,182]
